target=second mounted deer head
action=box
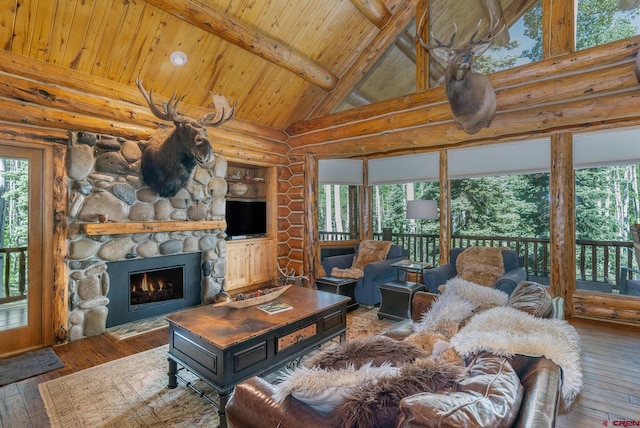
[136,77,235,197]
[417,9,504,134]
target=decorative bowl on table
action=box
[213,285,292,308]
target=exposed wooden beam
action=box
[143,0,338,91]
[543,0,575,57]
[395,31,417,63]
[346,90,373,107]
[349,0,392,29]
[299,0,417,124]
[289,88,640,157]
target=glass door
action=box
[0,144,46,356]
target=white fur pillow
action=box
[441,277,509,307]
[273,362,398,414]
[414,290,476,333]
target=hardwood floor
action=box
[0,317,638,427]
[0,327,168,428]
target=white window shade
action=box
[368,152,439,185]
[318,159,363,184]
[448,139,550,179]
[573,127,640,169]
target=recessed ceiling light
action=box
[170,51,187,66]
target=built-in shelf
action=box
[80,220,227,236]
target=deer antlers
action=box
[417,8,505,55]
[135,77,235,126]
[135,77,186,124]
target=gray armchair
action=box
[619,267,640,296]
[423,247,526,295]
[321,242,408,305]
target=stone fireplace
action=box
[66,130,228,341]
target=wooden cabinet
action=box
[226,238,275,290]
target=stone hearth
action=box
[66,131,228,340]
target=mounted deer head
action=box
[417,10,504,134]
[136,77,235,197]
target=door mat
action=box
[0,347,65,386]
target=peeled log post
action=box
[52,144,69,344]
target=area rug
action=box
[39,306,395,427]
[347,306,395,339]
[0,347,65,386]
[39,345,218,427]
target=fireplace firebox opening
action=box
[106,253,202,328]
[130,266,184,308]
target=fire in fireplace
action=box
[130,266,184,308]
[106,253,202,328]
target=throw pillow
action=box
[305,335,427,370]
[352,240,392,270]
[331,357,464,428]
[508,280,553,318]
[273,362,399,414]
[396,355,524,428]
[455,246,507,286]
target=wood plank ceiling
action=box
[0,0,521,134]
[0,0,411,132]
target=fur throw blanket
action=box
[451,306,583,412]
[414,277,509,333]
[331,240,392,279]
[456,246,507,286]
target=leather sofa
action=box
[225,282,565,428]
[321,242,408,305]
[424,247,527,295]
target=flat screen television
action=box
[225,200,267,238]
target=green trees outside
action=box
[365,165,640,244]
[0,158,30,298]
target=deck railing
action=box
[0,247,27,304]
[319,231,636,292]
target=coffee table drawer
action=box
[234,342,268,372]
[277,324,317,352]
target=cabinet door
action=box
[249,240,274,285]
[226,242,250,290]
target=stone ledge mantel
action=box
[79,220,227,236]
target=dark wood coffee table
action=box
[164,286,349,427]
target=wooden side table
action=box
[377,280,425,321]
[316,277,359,311]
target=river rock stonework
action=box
[67,131,228,341]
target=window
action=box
[574,127,640,295]
[318,184,360,241]
[318,159,363,242]
[576,0,640,51]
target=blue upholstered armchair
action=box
[423,247,527,295]
[321,242,408,305]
